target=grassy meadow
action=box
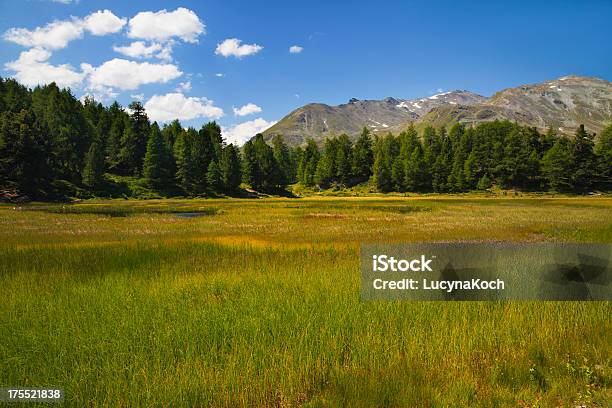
[0,196,611,407]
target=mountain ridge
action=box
[262,75,612,145]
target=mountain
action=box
[262,91,486,145]
[263,76,612,145]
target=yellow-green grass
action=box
[0,196,611,407]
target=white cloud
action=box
[144,92,223,122]
[215,73,225,77]
[222,118,276,146]
[4,19,83,50]
[130,93,145,101]
[81,58,182,91]
[233,103,262,117]
[175,81,192,92]
[112,41,172,61]
[128,8,204,43]
[4,47,85,88]
[3,10,125,50]
[215,38,262,58]
[289,45,303,54]
[83,10,126,36]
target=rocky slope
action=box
[263,76,612,145]
[263,91,486,145]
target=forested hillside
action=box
[1,78,611,200]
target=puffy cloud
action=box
[3,10,125,50]
[128,8,204,43]
[112,41,172,61]
[222,118,276,146]
[144,92,223,122]
[130,93,145,101]
[289,45,303,54]
[233,103,262,117]
[4,47,85,88]
[215,38,262,58]
[82,10,127,36]
[4,19,83,50]
[81,58,182,91]
[215,73,225,77]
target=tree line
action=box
[1,78,610,199]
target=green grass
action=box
[1,196,611,407]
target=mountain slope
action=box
[263,76,612,145]
[419,76,612,134]
[263,91,486,145]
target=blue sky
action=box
[1,0,611,143]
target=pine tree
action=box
[161,119,183,148]
[404,145,425,191]
[206,160,223,193]
[127,101,150,174]
[495,127,535,189]
[0,108,51,197]
[335,134,352,185]
[570,124,597,191]
[352,127,373,183]
[106,114,126,171]
[315,137,339,187]
[242,139,259,188]
[476,174,492,190]
[272,135,293,185]
[242,134,279,191]
[143,123,173,190]
[82,140,105,188]
[541,138,573,192]
[372,134,397,192]
[31,83,91,183]
[174,130,198,195]
[448,128,472,191]
[220,144,242,193]
[299,139,320,186]
[431,128,451,192]
[595,124,612,190]
[118,124,140,176]
[253,134,279,191]
[391,156,405,191]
